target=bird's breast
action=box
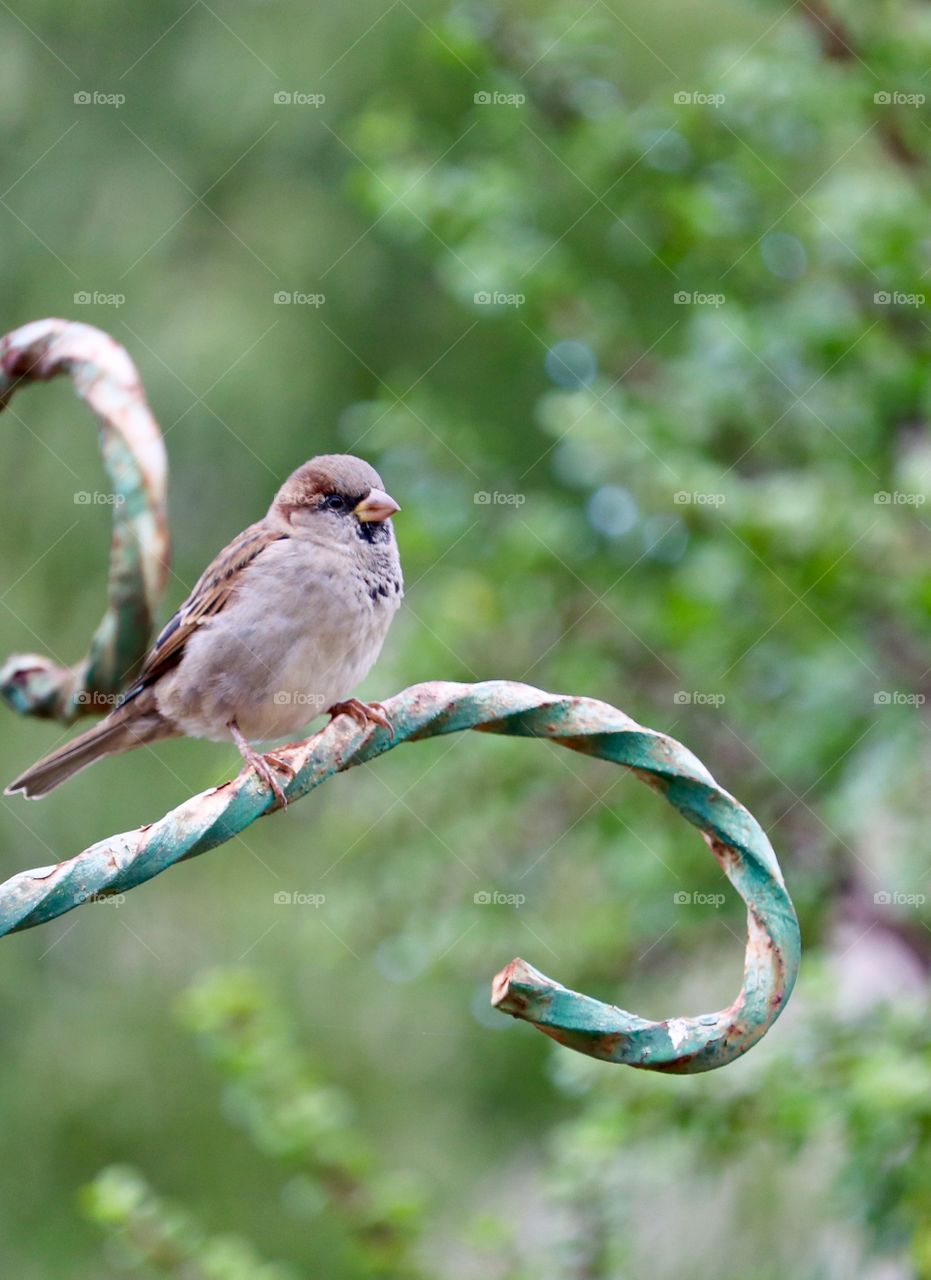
[155,536,401,742]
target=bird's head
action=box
[271,454,400,546]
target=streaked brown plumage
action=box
[6,454,403,806]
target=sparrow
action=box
[6,454,403,807]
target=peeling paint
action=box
[0,680,802,1074]
[0,319,168,722]
[0,321,801,1075]
[667,1018,692,1051]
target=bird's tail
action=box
[5,691,177,799]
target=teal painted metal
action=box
[0,319,169,722]
[0,681,801,1073]
[0,317,800,1072]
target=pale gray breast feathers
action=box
[155,532,402,742]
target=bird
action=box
[6,453,403,807]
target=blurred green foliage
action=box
[0,0,929,1276]
[83,1165,299,1280]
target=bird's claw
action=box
[249,751,294,809]
[327,698,394,739]
[230,720,294,809]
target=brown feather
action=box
[132,521,289,694]
[5,452,398,800]
[5,687,177,799]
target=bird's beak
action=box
[354,488,400,523]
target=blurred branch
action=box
[179,970,427,1278]
[0,679,800,1074]
[82,1165,299,1279]
[799,1,925,169]
[798,0,861,62]
[0,318,169,722]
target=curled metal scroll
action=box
[0,318,800,1073]
[0,680,801,1073]
[0,318,169,721]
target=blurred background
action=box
[0,0,929,1276]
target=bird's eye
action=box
[323,494,346,512]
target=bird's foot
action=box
[252,752,292,809]
[229,721,294,809]
[327,698,394,738]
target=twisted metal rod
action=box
[0,679,801,1073]
[0,318,800,1071]
[0,319,169,722]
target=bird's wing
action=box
[120,521,289,703]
